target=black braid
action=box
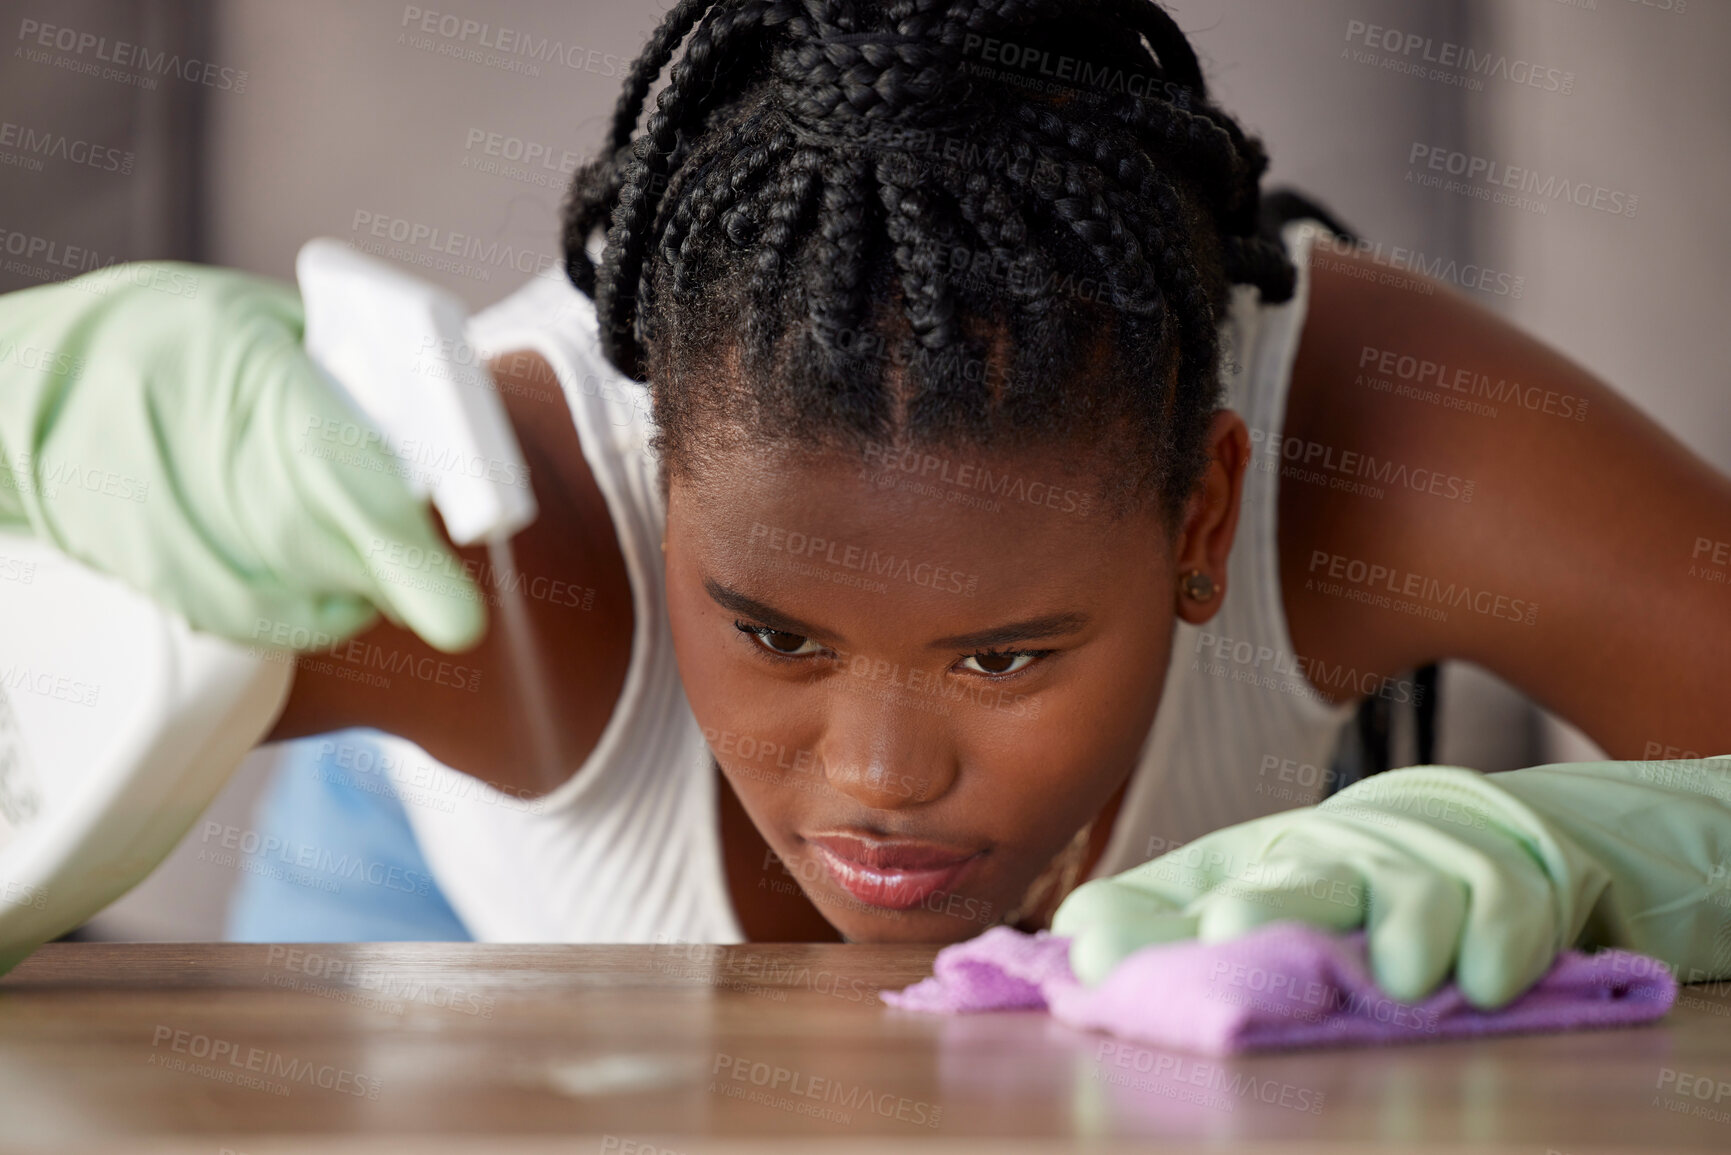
[561,0,1299,522]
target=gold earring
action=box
[1179,569,1216,602]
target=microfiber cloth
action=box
[881,922,1676,1054]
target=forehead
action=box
[667,437,1162,582]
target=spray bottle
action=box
[0,240,542,975]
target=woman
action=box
[4,1,1728,999]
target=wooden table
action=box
[2,942,1728,1154]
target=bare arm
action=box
[1280,246,1731,760]
[265,350,635,798]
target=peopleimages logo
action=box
[749,522,979,597]
[349,212,563,282]
[711,1052,944,1128]
[1307,549,1539,627]
[265,945,496,1018]
[959,33,1188,104]
[150,1025,381,1098]
[15,19,249,91]
[0,228,121,278]
[1309,231,1526,299]
[198,821,434,896]
[1357,344,1591,421]
[0,121,133,173]
[399,6,628,76]
[859,441,1095,518]
[1342,20,1574,94]
[1408,144,1638,218]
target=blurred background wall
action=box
[2,0,1723,938]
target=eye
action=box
[956,649,1047,677]
[734,621,826,659]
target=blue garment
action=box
[224,731,472,942]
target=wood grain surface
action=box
[2,942,1727,1154]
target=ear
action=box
[1172,409,1250,624]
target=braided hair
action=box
[561,0,1294,523]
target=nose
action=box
[817,682,959,811]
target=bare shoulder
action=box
[1276,245,1731,758]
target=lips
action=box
[805,834,981,910]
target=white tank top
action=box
[390,220,1353,943]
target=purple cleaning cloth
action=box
[881,922,1677,1054]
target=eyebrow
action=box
[704,578,1090,651]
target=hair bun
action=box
[773,20,971,135]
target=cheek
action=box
[957,618,1173,834]
[958,668,1162,832]
[664,560,818,800]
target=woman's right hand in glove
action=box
[0,261,484,652]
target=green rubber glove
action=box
[0,262,484,652]
[1053,759,1731,1009]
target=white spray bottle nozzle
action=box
[294,238,536,545]
[297,239,567,789]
